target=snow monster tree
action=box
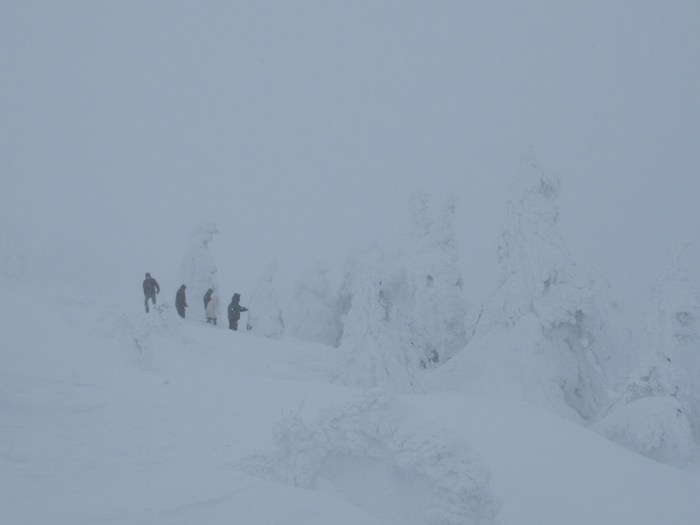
[434,153,625,422]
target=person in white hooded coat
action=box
[205,291,220,325]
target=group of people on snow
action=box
[142,273,247,331]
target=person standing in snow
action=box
[143,272,160,313]
[176,285,188,318]
[203,288,213,312]
[205,290,219,325]
[227,293,248,331]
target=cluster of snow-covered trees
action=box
[329,191,468,392]
[182,154,698,465]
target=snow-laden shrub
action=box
[247,259,285,338]
[594,396,694,464]
[240,391,500,525]
[289,261,342,346]
[180,222,219,317]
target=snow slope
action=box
[2,286,700,524]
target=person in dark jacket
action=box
[203,288,214,312]
[143,273,160,313]
[227,293,248,331]
[176,285,188,318]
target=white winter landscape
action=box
[2,3,700,525]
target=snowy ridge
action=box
[240,390,500,525]
[3,287,700,524]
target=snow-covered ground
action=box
[3,286,699,525]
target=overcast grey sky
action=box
[2,1,698,316]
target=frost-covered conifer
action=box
[335,191,468,390]
[621,246,698,411]
[438,153,614,421]
[478,151,575,333]
[594,245,698,464]
[335,247,423,392]
[289,261,342,346]
[645,246,699,435]
[403,192,467,365]
[180,222,219,316]
[247,259,285,338]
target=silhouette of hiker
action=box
[143,273,160,313]
[227,293,247,331]
[176,285,188,318]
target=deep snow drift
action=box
[2,284,700,525]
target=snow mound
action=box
[594,396,695,465]
[92,305,196,369]
[240,391,500,525]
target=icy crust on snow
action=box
[594,396,695,465]
[240,391,500,525]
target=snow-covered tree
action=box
[437,153,616,421]
[180,222,219,317]
[478,152,575,333]
[334,191,469,390]
[648,245,700,415]
[594,245,698,464]
[334,247,423,392]
[247,259,285,338]
[595,344,692,466]
[403,192,467,366]
[289,261,342,346]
